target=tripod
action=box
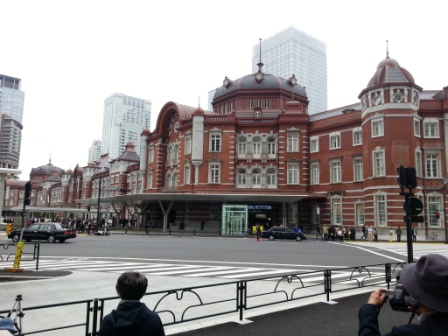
[5,294,24,335]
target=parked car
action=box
[261,226,307,242]
[8,223,77,243]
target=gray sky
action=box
[2,0,447,179]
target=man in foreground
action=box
[99,271,165,336]
[358,254,448,336]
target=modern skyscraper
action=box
[252,26,327,114]
[87,139,102,163]
[101,93,151,159]
[0,74,25,123]
[0,114,22,169]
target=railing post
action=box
[86,300,92,336]
[385,263,391,290]
[324,270,331,302]
[91,298,100,336]
[35,243,40,270]
[237,280,246,321]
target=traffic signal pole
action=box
[402,192,414,263]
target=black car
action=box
[8,222,77,243]
[261,226,306,242]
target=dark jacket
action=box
[358,304,448,336]
[99,301,165,336]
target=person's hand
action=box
[367,288,388,308]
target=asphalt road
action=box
[4,234,410,269]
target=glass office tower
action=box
[252,26,327,115]
[101,93,152,159]
[0,74,25,124]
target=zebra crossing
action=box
[6,257,384,283]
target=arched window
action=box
[253,137,261,155]
[252,168,261,187]
[267,137,276,155]
[266,168,277,187]
[238,137,247,155]
[237,168,247,186]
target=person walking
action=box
[373,228,378,242]
[396,226,402,242]
[412,226,418,242]
[367,226,373,241]
[360,224,366,240]
[322,224,328,240]
[256,224,261,242]
[389,228,395,242]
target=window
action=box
[266,168,276,187]
[373,149,385,177]
[149,146,154,163]
[255,111,261,117]
[353,157,363,181]
[252,168,261,187]
[423,119,439,138]
[210,133,221,152]
[353,128,362,146]
[184,165,190,185]
[355,203,365,226]
[252,137,261,155]
[374,194,387,226]
[248,100,253,109]
[331,197,342,225]
[330,159,341,183]
[426,152,440,178]
[329,132,341,149]
[415,149,422,177]
[310,137,319,153]
[287,162,299,184]
[267,137,276,155]
[287,132,299,152]
[264,99,270,108]
[185,136,192,154]
[238,137,247,155]
[209,162,220,183]
[371,119,384,137]
[310,162,319,185]
[256,99,262,108]
[413,119,421,137]
[236,168,246,187]
[428,195,442,227]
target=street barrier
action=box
[0,243,40,270]
[0,262,401,336]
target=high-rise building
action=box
[252,26,327,115]
[0,113,23,169]
[87,139,102,163]
[0,74,25,123]
[101,93,151,159]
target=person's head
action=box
[116,271,148,300]
[399,254,448,313]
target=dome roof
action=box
[213,73,307,101]
[367,56,415,88]
[30,161,64,175]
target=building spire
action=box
[257,38,264,71]
[386,40,389,58]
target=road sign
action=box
[404,215,424,223]
[403,198,423,216]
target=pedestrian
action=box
[396,226,402,242]
[389,228,395,242]
[322,224,328,240]
[328,226,335,241]
[367,226,373,241]
[98,271,165,336]
[358,254,448,335]
[412,226,418,242]
[256,223,261,242]
[201,221,205,231]
[373,228,378,241]
[144,223,149,235]
[316,225,321,239]
[361,224,366,240]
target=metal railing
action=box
[0,262,402,336]
[0,243,40,270]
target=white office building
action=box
[252,26,327,115]
[87,139,102,163]
[101,93,151,160]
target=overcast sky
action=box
[2,0,447,180]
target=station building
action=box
[4,54,448,240]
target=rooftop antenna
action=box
[257,38,263,72]
[49,151,52,164]
[386,40,389,58]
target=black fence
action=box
[0,243,40,270]
[0,261,403,336]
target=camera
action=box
[389,284,416,312]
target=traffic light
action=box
[24,181,32,206]
[397,165,417,190]
[87,205,91,212]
